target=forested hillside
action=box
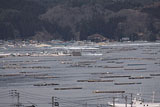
[0,0,160,41]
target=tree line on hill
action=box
[0,0,160,41]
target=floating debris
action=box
[25,74,48,77]
[114,82,142,85]
[0,74,21,77]
[77,79,114,82]
[142,53,157,55]
[87,65,94,67]
[103,66,124,68]
[78,61,97,64]
[124,68,146,70]
[150,74,160,76]
[129,76,152,79]
[91,72,113,75]
[95,65,103,68]
[118,47,137,51]
[100,75,131,78]
[115,62,124,64]
[0,66,51,69]
[34,76,59,79]
[154,62,160,65]
[127,64,147,66]
[54,87,82,90]
[118,58,156,60]
[93,90,125,93]
[0,56,5,58]
[19,72,36,74]
[101,58,119,61]
[61,61,73,64]
[142,49,152,52]
[72,52,81,56]
[68,60,97,68]
[107,61,115,63]
[69,64,85,67]
[33,83,59,86]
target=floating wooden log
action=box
[100,75,131,78]
[142,53,157,55]
[127,64,147,66]
[115,62,124,64]
[114,82,142,85]
[87,65,93,67]
[78,61,97,64]
[118,58,156,60]
[155,62,160,64]
[101,58,119,61]
[150,74,160,76]
[69,64,86,67]
[91,72,113,75]
[93,90,125,93]
[19,71,37,74]
[33,83,59,86]
[54,87,82,90]
[25,74,48,77]
[77,80,114,82]
[95,65,103,68]
[72,52,81,56]
[34,76,59,79]
[61,61,72,64]
[0,74,21,77]
[124,68,146,70]
[103,66,124,68]
[1,66,51,69]
[0,56,5,58]
[107,61,115,63]
[129,76,152,79]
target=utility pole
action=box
[9,90,21,107]
[85,102,87,107]
[17,92,20,107]
[152,91,155,103]
[52,96,59,107]
[52,97,54,107]
[131,93,133,107]
[125,96,127,107]
[113,97,115,107]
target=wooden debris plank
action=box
[114,82,142,85]
[100,75,131,78]
[54,87,82,90]
[129,77,152,79]
[93,90,125,93]
[77,80,114,82]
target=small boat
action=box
[108,98,160,107]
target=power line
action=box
[20,93,50,100]
[18,90,51,98]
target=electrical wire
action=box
[20,93,50,100]
[0,90,9,93]
[18,90,51,98]
[0,95,10,98]
[20,95,50,103]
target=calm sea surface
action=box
[0,42,160,107]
